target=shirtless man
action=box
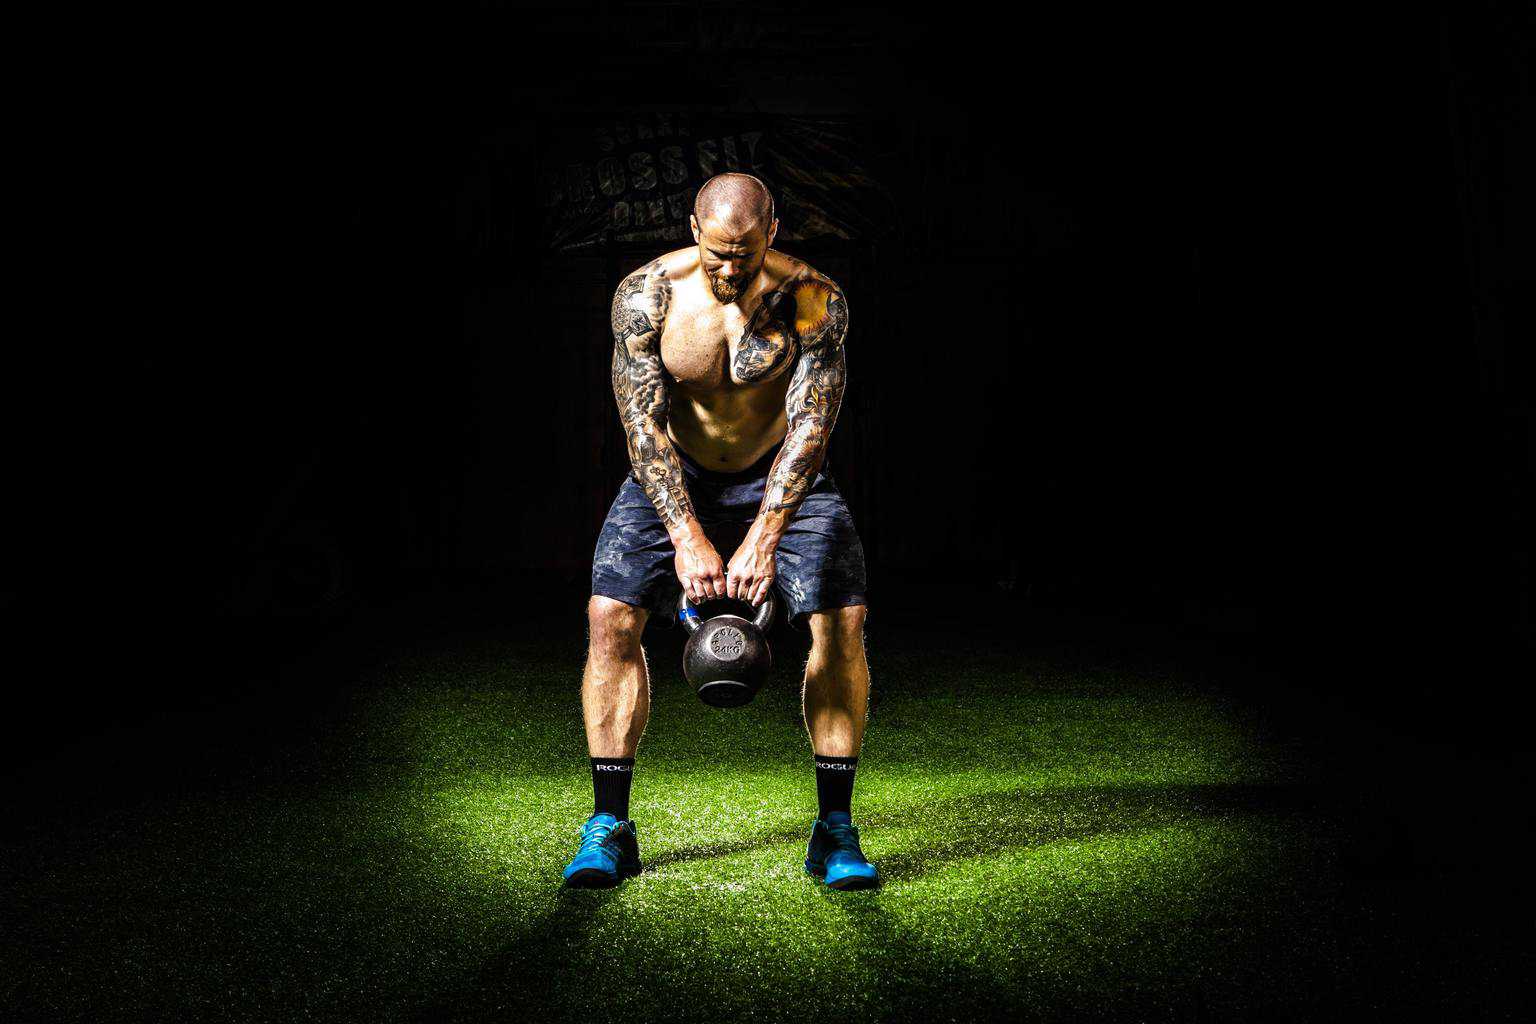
[562,173,878,890]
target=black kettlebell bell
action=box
[677,587,777,708]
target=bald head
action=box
[693,173,775,233]
[690,174,778,303]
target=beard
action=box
[709,274,746,303]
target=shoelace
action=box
[579,821,617,856]
[824,821,864,857]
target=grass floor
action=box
[3,595,1524,1022]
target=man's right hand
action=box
[673,524,727,604]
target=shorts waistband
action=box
[674,439,785,484]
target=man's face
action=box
[691,215,775,303]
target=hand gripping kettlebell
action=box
[677,588,778,708]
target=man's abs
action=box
[666,392,788,473]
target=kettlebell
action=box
[677,587,777,708]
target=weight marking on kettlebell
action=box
[709,625,746,660]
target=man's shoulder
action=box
[618,248,696,290]
[612,250,692,337]
[766,250,841,293]
[766,252,847,339]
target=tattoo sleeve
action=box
[610,261,695,531]
[759,278,849,521]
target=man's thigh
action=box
[591,476,678,619]
[773,479,869,629]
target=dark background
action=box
[13,4,1532,762]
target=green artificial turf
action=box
[0,619,1479,1022]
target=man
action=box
[564,172,877,890]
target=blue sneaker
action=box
[562,813,643,888]
[804,811,880,890]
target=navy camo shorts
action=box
[591,440,867,629]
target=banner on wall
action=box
[538,114,893,252]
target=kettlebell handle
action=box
[677,585,777,634]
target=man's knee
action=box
[588,595,648,655]
[808,603,868,659]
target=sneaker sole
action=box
[805,862,879,891]
[564,861,642,888]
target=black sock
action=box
[591,757,635,820]
[813,754,859,820]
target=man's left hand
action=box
[726,528,779,606]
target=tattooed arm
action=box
[726,276,849,605]
[610,261,728,602]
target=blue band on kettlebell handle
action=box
[678,606,700,624]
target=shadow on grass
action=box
[645,780,1325,883]
[823,897,1036,1024]
[409,889,605,1023]
[807,782,1329,1023]
[643,822,812,871]
[870,780,1324,882]
[413,780,1327,1023]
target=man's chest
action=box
[660,289,799,390]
